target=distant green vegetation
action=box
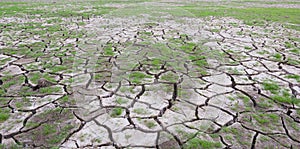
[0,2,114,17]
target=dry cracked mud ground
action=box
[0,0,300,149]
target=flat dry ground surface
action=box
[0,0,300,148]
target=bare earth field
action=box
[0,0,300,148]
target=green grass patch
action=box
[115,98,128,104]
[42,124,57,135]
[287,58,300,65]
[272,94,299,105]
[39,86,61,94]
[103,44,114,56]
[285,74,300,82]
[262,81,280,94]
[272,53,283,61]
[110,107,123,117]
[49,65,68,73]
[160,72,178,83]
[133,108,147,114]
[289,48,300,54]
[0,109,10,122]
[181,42,196,53]
[143,120,157,128]
[184,138,222,149]
[47,124,74,145]
[252,113,280,125]
[128,72,151,84]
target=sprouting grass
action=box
[39,86,61,94]
[285,42,294,48]
[115,98,128,105]
[272,53,282,61]
[285,74,300,82]
[287,58,300,65]
[289,48,300,54]
[252,113,280,125]
[133,108,147,115]
[194,59,208,67]
[262,80,299,105]
[143,120,157,128]
[50,65,68,73]
[110,108,123,117]
[262,81,280,94]
[184,138,222,149]
[42,124,57,135]
[128,72,151,84]
[181,42,196,53]
[47,124,74,145]
[151,58,163,67]
[103,44,114,56]
[0,109,10,122]
[160,72,178,83]
[272,94,299,105]
[29,73,56,84]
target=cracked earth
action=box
[0,1,300,149]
